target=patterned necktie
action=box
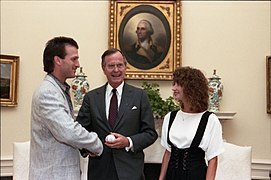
[108,89,118,128]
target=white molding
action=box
[252,159,271,179]
[0,155,13,177]
[1,156,270,178]
[214,111,237,120]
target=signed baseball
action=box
[105,134,116,142]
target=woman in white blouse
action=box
[159,67,224,180]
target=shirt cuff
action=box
[125,137,134,152]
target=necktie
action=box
[109,89,118,128]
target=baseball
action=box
[105,134,116,142]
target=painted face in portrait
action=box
[136,21,151,42]
[102,51,126,88]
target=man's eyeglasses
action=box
[106,63,125,70]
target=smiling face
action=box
[102,51,126,88]
[172,82,184,103]
[53,44,80,82]
[59,45,80,78]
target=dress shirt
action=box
[105,83,123,119]
[105,82,133,151]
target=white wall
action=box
[1,1,270,162]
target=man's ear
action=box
[54,56,61,66]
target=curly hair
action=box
[173,67,209,112]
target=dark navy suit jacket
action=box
[76,83,158,180]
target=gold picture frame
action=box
[109,0,182,80]
[0,55,19,106]
[267,56,271,113]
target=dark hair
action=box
[43,36,79,73]
[101,48,127,67]
[173,66,209,112]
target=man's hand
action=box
[88,152,99,157]
[104,132,129,149]
[80,148,100,157]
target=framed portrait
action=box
[109,0,182,80]
[267,56,271,113]
[0,55,19,106]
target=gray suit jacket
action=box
[29,75,103,180]
[76,83,158,180]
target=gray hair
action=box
[137,19,154,35]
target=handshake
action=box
[80,148,98,158]
[80,134,117,157]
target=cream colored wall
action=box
[1,1,270,161]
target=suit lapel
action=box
[114,83,133,129]
[92,84,111,129]
[95,84,110,128]
[45,75,73,117]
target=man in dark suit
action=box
[76,48,158,180]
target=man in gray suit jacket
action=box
[76,48,158,180]
[29,36,103,180]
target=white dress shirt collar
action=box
[106,82,124,97]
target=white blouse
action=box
[161,110,224,161]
